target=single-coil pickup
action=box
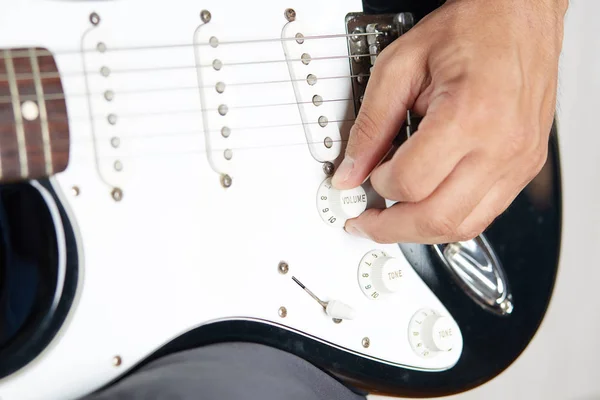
[81,24,137,188]
[281,20,354,163]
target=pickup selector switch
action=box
[357,250,406,299]
[317,177,367,228]
[408,308,460,358]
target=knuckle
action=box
[456,224,486,242]
[389,172,428,203]
[416,214,458,240]
[352,109,382,145]
[503,129,531,158]
[502,123,539,159]
[523,142,549,182]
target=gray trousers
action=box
[83,342,368,400]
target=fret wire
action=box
[1,31,378,59]
[0,73,370,104]
[29,48,54,175]
[0,52,375,82]
[3,49,29,179]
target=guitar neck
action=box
[0,48,69,182]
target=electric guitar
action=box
[0,1,561,399]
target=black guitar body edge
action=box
[131,123,562,398]
[0,116,561,398]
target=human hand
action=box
[333,0,568,244]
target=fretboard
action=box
[0,47,69,183]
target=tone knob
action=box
[317,177,367,228]
[371,256,404,294]
[408,309,460,358]
[358,250,406,299]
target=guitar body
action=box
[0,0,568,399]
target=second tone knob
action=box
[408,308,460,358]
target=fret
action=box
[29,48,53,176]
[3,49,28,179]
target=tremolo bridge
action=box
[345,12,421,142]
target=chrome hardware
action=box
[200,10,211,24]
[345,12,419,143]
[432,234,514,316]
[278,306,288,318]
[322,161,334,176]
[112,356,122,367]
[284,8,296,22]
[89,12,100,26]
[345,12,414,113]
[220,174,232,188]
[111,187,123,202]
[278,261,289,275]
[362,337,371,348]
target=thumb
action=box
[331,45,422,190]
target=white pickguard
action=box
[0,1,464,399]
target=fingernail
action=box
[345,224,369,239]
[332,157,354,188]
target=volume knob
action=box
[317,178,368,228]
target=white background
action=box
[374,0,600,398]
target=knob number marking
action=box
[408,308,460,359]
[358,250,387,300]
[357,250,406,299]
[408,308,438,358]
[316,178,367,228]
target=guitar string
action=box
[1,31,378,59]
[0,53,376,82]
[0,116,358,147]
[0,31,372,158]
[0,72,370,106]
[0,93,360,128]
[0,136,353,161]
